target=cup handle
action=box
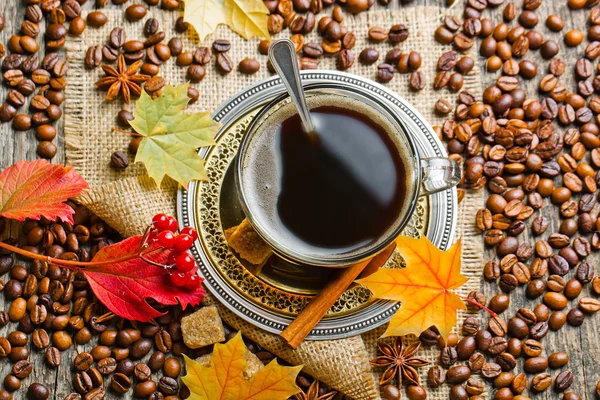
[419,157,461,197]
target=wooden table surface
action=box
[1,0,600,398]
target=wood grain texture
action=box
[1,0,600,398]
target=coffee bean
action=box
[32,329,49,349]
[355,48,378,66]
[448,384,468,400]
[483,229,504,247]
[530,372,551,392]
[73,371,93,394]
[0,104,17,123]
[427,365,446,387]
[529,321,549,340]
[368,26,388,42]
[28,382,49,400]
[74,352,94,371]
[380,384,400,400]
[109,27,126,49]
[216,53,233,73]
[87,11,107,27]
[377,64,394,82]
[555,370,574,392]
[439,346,457,368]
[134,380,157,398]
[213,39,231,53]
[489,294,510,314]
[151,330,171,354]
[148,351,165,372]
[462,316,481,336]
[575,262,594,283]
[301,42,321,58]
[489,336,508,355]
[524,356,548,373]
[456,336,476,360]
[158,376,178,395]
[579,297,600,313]
[125,4,147,21]
[543,292,568,310]
[109,151,128,170]
[336,49,354,70]
[111,373,131,394]
[387,24,408,44]
[163,357,181,378]
[446,365,471,384]
[69,17,86,35]
[43,346,60,367]
[84,387,104,400]
[545,352,570,370]
[92,357,115,376]
[13,360,32,379]
[507,317,529,339]
[481,362,501,379]
[134,363,151,381]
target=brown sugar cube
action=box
[181,305,226,349]
[224,226,237,241]
[226,218,273,266]
[195,349,263,379]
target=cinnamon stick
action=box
[280,243,396,349]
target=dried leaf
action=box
[183,0,227,42]
[0,160,88,224]
[356,236,467,340]
[182,332,302,400]
[130,83,220,188]
[84,236,205,321]
[183,0,269,41]
[223,0,270,40]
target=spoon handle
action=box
[268,39,316,134]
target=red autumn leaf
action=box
[0,159,88,224]
[84,236,205,321]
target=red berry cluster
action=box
[151,213,201,290]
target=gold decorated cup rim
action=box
[234,85,423,268]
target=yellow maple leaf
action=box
[183,0,227,42]
[356,236,468,340]
[182,332,302,400]
[223,0,270,40]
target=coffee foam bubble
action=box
[240,94,416,261]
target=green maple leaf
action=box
[130,83,219,188]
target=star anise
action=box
[293,380,337,400]
[370,337,429,386]
[95,54,149,104]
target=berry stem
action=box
[0,240,141,269]
[459,295,498,318]
[112,127,142,137]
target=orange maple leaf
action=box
[182,332,302,400]
[0,159,88,224]
[356,236,468,340]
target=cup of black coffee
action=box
[235,87,460,267]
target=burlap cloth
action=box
[65,5,484,399]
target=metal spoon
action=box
[268,39,316,134]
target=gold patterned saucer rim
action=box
[177,71,458,340]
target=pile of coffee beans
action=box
[0,205,338,399]
[371,0,600,399]
[0,4,71,160]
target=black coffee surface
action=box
[275,105,407,251]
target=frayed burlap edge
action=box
[76,176,177,238]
